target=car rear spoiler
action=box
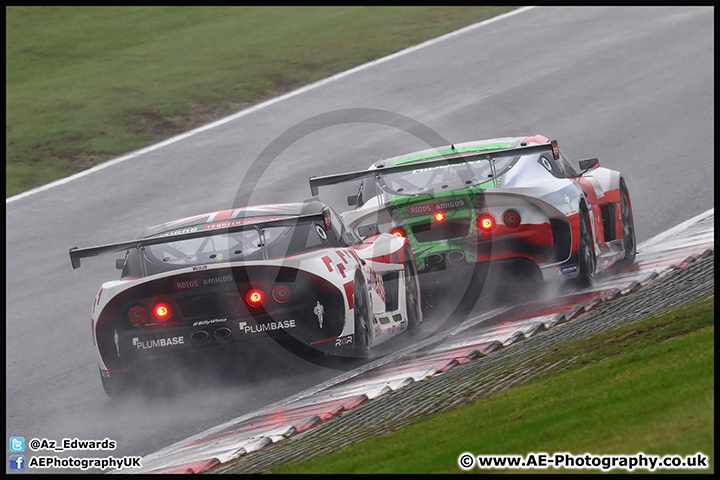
[69,212,326,270]
[309,140,558,196]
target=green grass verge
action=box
[6,6,516,197]
[270,297,714,474]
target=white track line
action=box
[7,7,534,205]
[637,208,714,251]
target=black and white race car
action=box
[70,200,422,397]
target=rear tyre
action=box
[616,185,636,268]
[573,208,596,289]
[352,272,372,357]
[403,247,422,329]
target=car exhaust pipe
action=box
[447,250,466,265]
[426,253,444,265]
[213,326,233,344]
[191,329,211,345]
[425,253,446,272]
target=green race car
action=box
[310,135,636,289]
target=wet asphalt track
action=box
[5,7,713,474]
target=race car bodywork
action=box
[70,200,422,397]
[309,135,636,288]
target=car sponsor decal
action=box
[202,274,234,286]
[173,274,234,291]
[192,317,227,327]
[553,264,578,276]
[561,264,578,275]
[173,279,201,291]
[156,226,200,237]
[314,301,325,328]
[334,335,353,347]
[154,215,291,238]
[132,336,185,350]
[237,320,296,334]
[201,216,289,231]
[406,198,467,216]
[361,263,386,305]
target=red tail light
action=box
[272,285,291,303]
[433,212,446,222]
[478,214,495,233]
[246,289,265,308]
[390,228,406,237]
[503,210,521,228]
[129,305,147,324]
[153,302,172,321]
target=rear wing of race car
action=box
[309,140,558,196]
[69,212,326,270]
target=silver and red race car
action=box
[70,200,422,397]
[310,135,636,290]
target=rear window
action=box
[121,221,338,278]
[379,153,526,195]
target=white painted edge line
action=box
[637,208,714,251]
[7,6,535,206]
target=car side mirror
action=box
[579,158,599,173]
[115,258,125,270]
[347,195,358,206]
